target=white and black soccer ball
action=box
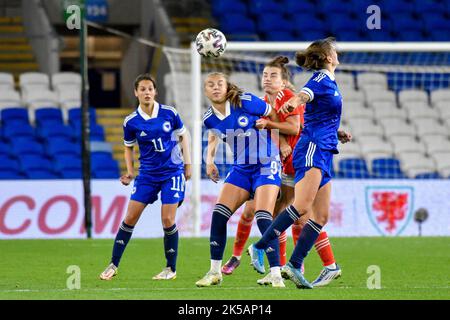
[195,28,227,58]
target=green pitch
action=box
[0,237,448,300]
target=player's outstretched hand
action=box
[120,173,133,186]
[338,130,352,144]
[206,163,220,183]
[255,118,269,130]
[184,164,192,180]
[278,96,300,114]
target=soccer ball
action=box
[195,28,227,58]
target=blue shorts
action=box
[224,158,281,195]
[293,141,333,189]
[130,172,185,205]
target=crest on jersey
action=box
[237,115,249,127]
[365,186,414,236]
[163,121,171,132]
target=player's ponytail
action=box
[266,55,291,82]
[295,37,336,70]
[226,82,244,107]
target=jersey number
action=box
[151,138,166,152]
[171,175,185,192]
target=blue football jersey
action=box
[202,93,278,167]
[123,102,185,181]
[300,69,343,153]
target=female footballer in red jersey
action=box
[221,56,341,287]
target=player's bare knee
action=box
[162,216,175,228]
[313,212,329,226]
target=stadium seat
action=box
[248,0,283,15]
[347,118,384,137]
[395,30,425,41]
[422,135,450,154]
[220,14,257,35]
[19,72,50,99]
[292,72,313,89]
[35,107,64,127]
[46,138,80,158]
[414,0,447,15]
[0,72,15,91]
[398,152,437,178]
[392,16,423,33]
[54,154,81,172]
[290,14,326,33]
[432,152,450,178]
[429,30,450,41]
[25,90,59,111]
[280,0,316,13]
[58,88,81,111]
[2,123,35,141]
[11,139,44,156]
[402,102,440,121]
[342,105,374,121]
[358,136,393,155]
[365,90,396,108]
[0,156,21,173]
[19,155,54,172]
[412,118,448,137]
[60,169,82,179]
[378,0,415,16]
[380,119,416,137]
[371,158,406,179]
[0,142,12,157]
[430,89,450,107]
[0,91,23,109]
[27,170,60,179]
[357,72,388,91]
[337,158,371,178]
[335,72,355,89]
[264,31,296,41]
[68,107,98,128]
[372,102,408,120]
[340,89,365,104]
[258,14,293,33]
[37,123,74,143]
[212,0,247,17]
[0,107,29,126]
[398,89,429,107]
[0,171,25,179]
[319,0,351,15]
[93,169,119,179]
[51,72,82,91]
[390,135,426,156]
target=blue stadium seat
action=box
[37,123,73,142]
[35,108,64,127]
[68,107,97,127]
[54,155,81,175]
[0,142,12,157]
[291,14,326,33]
[93,169,119,179]
[414,0,446,15]
[71,123,105,141]
[0,156,21,172]
[91,156,119,173]
[415,172,442,179]
[248,0,284,15]
[338,158,371,179]
[0,171,25,179]
[212,0,247,17]
[376,0,415,16]
[257,13,293,33]
[429,30,450,41]
[27,170,60,179]
[371,158,406,179]
[422,15,450,31]
[298,30,328,41]
[280,0,316,14]
[46,139,81,158]
[220,14,257,34]
[2,123,35,141]
[60,169,82,179]
[392,16,423,32]
[335,31,364,41]
[19,155,53,172]
[264,31,296,41]
[396,30,425,41]
[11,139,45,157]
[319,0,353,15]
[0,108,29,126]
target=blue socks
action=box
[111,221,134,267]
[210,203,233,260]
[255,205,300,250]
[255,210,280,268]
[289,219,323,269]
[163,224,179,272]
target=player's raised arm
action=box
[279,92,310,114]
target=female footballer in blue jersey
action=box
[100,74,191,281]
[195,72,285,288]
[249,38,352,289]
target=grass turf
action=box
[0,237,449,300]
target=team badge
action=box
[237,116,249,127]
[163,121,171,132]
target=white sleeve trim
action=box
[301,87,314,102]
[174,126,187,136]
[124,139,136,147]
[263,103,272,117]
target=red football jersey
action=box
[264,89,304,175]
